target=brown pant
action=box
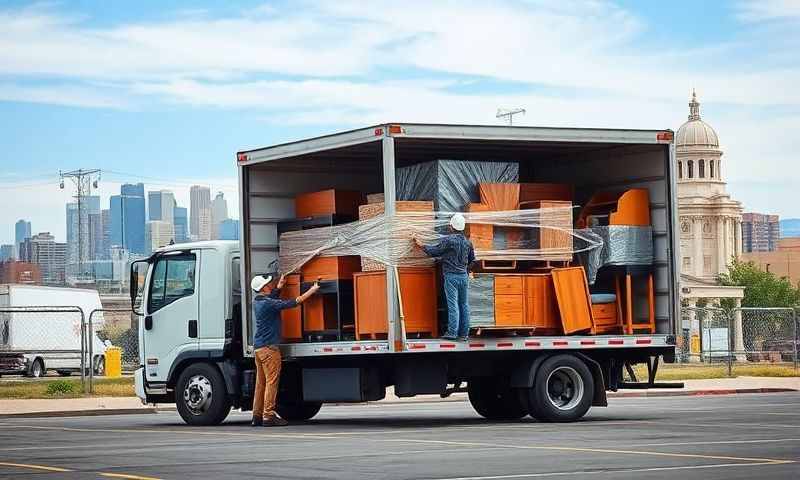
[253,346,282,419]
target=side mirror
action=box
[129,267,138,305]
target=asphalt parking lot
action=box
[0,393,797,479]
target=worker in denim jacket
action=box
[251,273,319,427]
[415,213,476,341]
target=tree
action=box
[719,259,800,308]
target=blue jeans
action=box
[443,273,470,338]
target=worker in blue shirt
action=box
[250,273,319,427]
[415,213,476,341]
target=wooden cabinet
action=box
[520,200,573,262]
[491,274,560,332]
[280,274,302,342]
[353,268,437,339]
[300,256,361,281]
[295,189,365,218]
[591,302,620,334]
[551,267,594,334]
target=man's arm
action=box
[268,274,288,298]
[417,236,449,257]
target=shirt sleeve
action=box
[269,298,298,310]
[468,242,476,265]
[423,237,450,257]
[268,289,281,299]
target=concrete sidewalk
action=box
[1,376,797,418]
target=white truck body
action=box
[134,123,680,426]
[0,284,107,376]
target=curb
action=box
[0,408,158,419]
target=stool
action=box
[614,266,656,334]
[590,293,623,334]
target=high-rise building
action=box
[145,221,175,253]
[0,245,14,261]
[148,190,176,224]
[65,195,100,280]
[173,206,188,243]
[15,219,31,258]
[20,232,66,285]
[190,186,212,241]
[218,219,240,241]
[110,183,146,254]
[211,192,229,240]
[742,213,780,252]
[101,209,111,259]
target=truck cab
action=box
[133,241,242,423]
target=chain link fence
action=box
[90,308,139,373]
[677,305,798,375]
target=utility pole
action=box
[496,108,526,126]
[60,169,101,282]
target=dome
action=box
[676,91,719,148]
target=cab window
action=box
[148,253,197,313]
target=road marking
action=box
[633,438,800,447]
[765,412,800,416]
[0,461,72,472]
[100,473,162,480]
[417,461,792,480]
[377,438,795,465]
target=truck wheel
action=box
[276,401,322,421]
[175,363,231,426]
[28,358,44,378]
[523,355,593,423]
[468,377,528,420]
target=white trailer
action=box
[133,123,680,425]
[0,284,108,377]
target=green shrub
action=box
[45,380,76,396]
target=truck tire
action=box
[468,377,528,420]
[276,401,323,421]
[523,355,593,423]
[175,363,232,426]
[28,358,44,378]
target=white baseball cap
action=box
[449,213,466,231]
[251,275,274,292]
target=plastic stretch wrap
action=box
[578,226,654,284]
[397,160,519,212]
[468,274,495,327]
[278,206,603,274]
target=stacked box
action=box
[396,160,519,212]
[357,201,435,271]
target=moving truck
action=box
[133,123,680,425]
[0,284,108,377]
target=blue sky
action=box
[1,0,799,244]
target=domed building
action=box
[676,91,745,359]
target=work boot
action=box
[457,336,469,342]
[262,416,289,427]
[251,416,263,427]
[441,335,457,341]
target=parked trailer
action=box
[0,284,108,377]
[133,123,679,425]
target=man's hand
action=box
[468,271,475,280]
[413,236,423,248]
[308,283,321,295]
[276,274,287,289]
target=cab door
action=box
[142,251,200,383]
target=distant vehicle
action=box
[0,284,108,377]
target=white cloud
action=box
[736,0,800,22]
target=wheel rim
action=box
[545,366,584,411]
[183,375,213,416]
[32,361,42,377]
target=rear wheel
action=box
[175,363,231,426]
[523,355,593,422]
[28,358,44,378]
[468,377,528,420]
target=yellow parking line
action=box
[0,461,72,472]
[100,473,162,480]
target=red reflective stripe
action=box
[409,344,426,349]
[497,342,513,348]
[608,339,624,345]
[322,347,333,352]
[440,343,456,349]
[237,153,248,163]
[469,343,486,348]
[374,128,384,136]
[525,341,541,347]
[636,338,652,345]
[365,346,377,351]
[581,340,596,345]
[351,346,361,351]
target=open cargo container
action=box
[135,123,680,425]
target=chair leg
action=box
[625,273,633,335]
[615,275,624,333]
[647,273,656,333]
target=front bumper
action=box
[0,355,27,374]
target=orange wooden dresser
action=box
[279,274,303,342]
[295,189,365,218]
[491,274,561,333]
[353,268,437,339]
[300,256,361,281]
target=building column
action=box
[688,298,700,363]
[733,297,746,362]
[735,219,743,258]
[693,217,704,277]
[716,216,726,274]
